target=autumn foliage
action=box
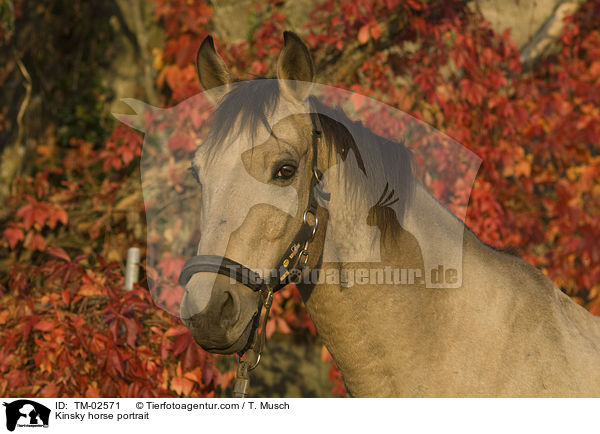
[1,0,599,397]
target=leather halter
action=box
[177,111,324,397]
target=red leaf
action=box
[164,324,189,337]
[34,320,54,331]
[48,246,70,262]
[16,201,48,229]
[109,350,124,377]
[370,24,382,40]
[3,227,24,249]
[25,232,46,252]
[121,146,134,165]
[350,92,365,111]
[158,257,185,280]
[122,317,139,347]
[40,382,60,397]
[165,65,183,94]
[202,361,215,386]
[406,0,423,10]
[168,131,195,153]
[172,331,192,356]
[61,289,71,305]
[47,206,68,229]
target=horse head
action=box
[178,32,330,354]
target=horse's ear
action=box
[277,31,314,102]
[196,36,233,105]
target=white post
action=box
[125,247,141,291]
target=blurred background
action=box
[0,0,598,397]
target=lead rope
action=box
[232,287,274,397]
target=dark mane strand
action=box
[308,95,414,225]
[307,96,367,175]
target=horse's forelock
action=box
[203,78,281,154]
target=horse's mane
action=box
[204,78,414,240]
[306,96,414,223]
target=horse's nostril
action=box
[219,290,240,328]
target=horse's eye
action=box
[274,164,297,180]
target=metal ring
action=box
[299,249,309,266]
[248,354,261,371]
[303,209,318,238]
[236,352,261,371]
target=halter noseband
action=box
[177,111,324,397]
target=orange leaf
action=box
[321,345,332,362]
[276,317,291,334]
[47,206,68,229]
[40,382,60,397]
[34,320,55,331]
[350,92,365,111]
[16,201,48,229]
[184,367,204,384]
[171,376,194,396]
[78,283,104,296]
[61,289,71,305]
[515,160,531,178]
[358,25,370,44]
[86,384,101,398]
[165,324,189,337]
[24,232,47,252]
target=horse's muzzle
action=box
[180,272,261,354]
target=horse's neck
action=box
[403,184,466,288]
[303,184,475,396]
[304,155,600,395]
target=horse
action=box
[156,31,600,397]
